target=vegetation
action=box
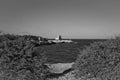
[0,34,49,80]
[74,37,120,80]
[0,33,108,80]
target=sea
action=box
[41,39,106,63]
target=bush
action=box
[0,34,49,80]
[74,37,120,80]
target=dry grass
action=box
[47,71,101,80]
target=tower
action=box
[55,35,62,40]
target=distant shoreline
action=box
[48,38,107,40]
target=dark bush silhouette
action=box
[74,37,120,80]
[0,34,49,80]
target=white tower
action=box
[55,35,62,40]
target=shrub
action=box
[0,34,49,80]
[74,37,120,80]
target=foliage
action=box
[74,37,120,80]
[0,34,49,80]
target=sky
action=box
[0,0,120,39]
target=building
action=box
[49,35,73,43]
[55,35,62,40]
